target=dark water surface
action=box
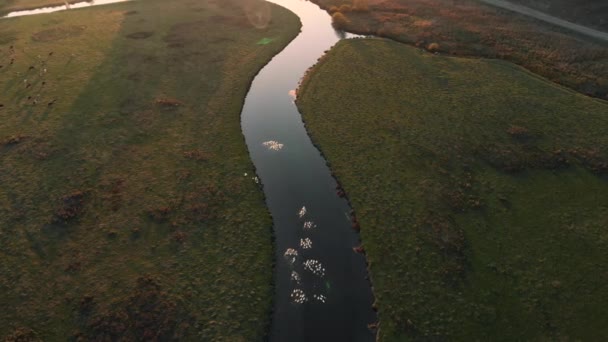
[241,1,376,341]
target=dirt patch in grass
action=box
[53,190,86,224]
[155,97,183,108]
[297,38,608,340]
[125,31,154,39]
[31,25,86,42]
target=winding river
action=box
[241,0,376,341]
[3,0,377,339]
[3,0,130,17]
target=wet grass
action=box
[313,0,608,100]
[0,0,300,339]
[297,38,608,340]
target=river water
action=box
[3,0,130,18]
[241,0,376,341]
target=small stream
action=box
[3,0,129,18]
[241,0,376,341]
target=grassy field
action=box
[312,0,608,100]
[0,0,300,340]
[297,38,608,340]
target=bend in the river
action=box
[241,0,377,341]
[2,0,378,339]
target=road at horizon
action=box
[479,0,608,42]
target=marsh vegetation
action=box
[319,0,608,99]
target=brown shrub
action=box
[53,191,86,224]
[506,125,530,138]
[427,42,440,52]
[332,12,351,29]
[338,4,352,12]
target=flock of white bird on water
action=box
[300,237,313,249]
[262,140,284,151]
[287,206,328,304]
[259,140,327,304]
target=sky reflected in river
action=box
[4,0,131,18]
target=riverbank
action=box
[0,0,83,16]
[0,0,300,339]
[297,38,608,340]
[312,0,608,100]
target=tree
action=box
[332,12,350,29]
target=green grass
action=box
[0,0,300,339]
[297,38,608,340]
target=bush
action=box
[332,12,350,29]
[427,42,440,52]
[338,4,352,12]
